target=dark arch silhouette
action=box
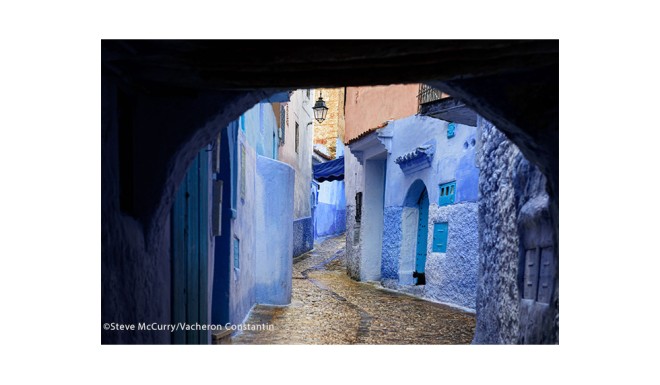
[101,40,558,344]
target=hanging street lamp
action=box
[312,92,329,123]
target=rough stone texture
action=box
[514,143,557,344]
[345,204,361,281]
[473,117,558,344]
[313,88,345,157]
[344,145,364,281]
[381,206,403,280]
[381,202,479,311]
[426,202,479,310]
[473,117,521,344]
[431,66,559,255]
[293,216,314,257]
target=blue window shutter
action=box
[439,181,456,206]
[432,223,448,253]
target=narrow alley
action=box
[102,41,558,346]
[230,234,475,344]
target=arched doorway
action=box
[414,188,429,285]
[400,179,429,286]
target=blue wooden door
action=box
[415,190,429,285]
[172,149,209,344]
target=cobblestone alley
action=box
[229,234,475,344]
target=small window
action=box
[233,237,240,269]
[355,192,363,223]
[279,104,286,145]
[240,143,246,201]
[432,223,448,253]
[295,122,299,154]
[439,181,456,206]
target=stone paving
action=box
[230,234,476,344]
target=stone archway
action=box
[101,40,558,344]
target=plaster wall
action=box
[344,84,419,143]
[255,155,294,305]
[228,131,258,325]
[361,159,385,281]
[243,102,279,159]
[380,114,480,310]
[344,145,364,280]
[384,115,479,207]
[278,90,314,257]
[278,89,314,219]
[315,177,346,237]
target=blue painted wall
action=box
[336,138,345,157]
[228,130,257,325]
[381,206,403,279]
[212,121,234,325]
[255,155,294,305]
[314,179,346,239]
[293,217,314,257]
[243,102,279,160]
[380,114,480,310]
[312,140,347,241]
[212,102,288,326]
[383,115,479,207]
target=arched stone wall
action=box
[102,40,558,344]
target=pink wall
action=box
[344,84,419,143]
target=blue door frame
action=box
[171,149,209,344]
[414,189,429,285]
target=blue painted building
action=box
[378,114,480,310]
[312,140,347,240]
[210,100,295,331]
[278,90,315,257]
[344,106,480,310]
